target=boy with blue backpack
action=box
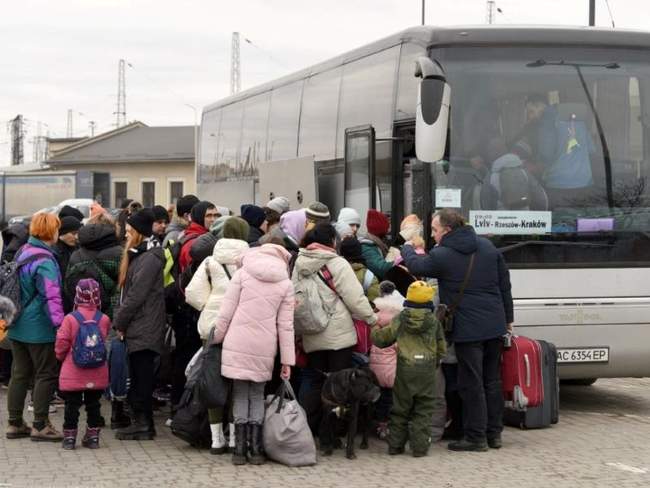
[55,278,110,450]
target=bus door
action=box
[344,125,376,224]
[392,122,433,243]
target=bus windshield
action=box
[431,46,650,268]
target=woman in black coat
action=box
[113,209,166,441]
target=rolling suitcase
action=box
[501,335,544,411]
[504,339,560,429]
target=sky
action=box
[1,0,648,165]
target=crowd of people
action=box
[0,194,514,464]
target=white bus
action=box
[198,26,650,381]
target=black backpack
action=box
[0,252,50,322]
[498,165,533,209]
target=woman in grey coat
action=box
[113,209,166,441]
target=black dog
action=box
[320,367,380,460]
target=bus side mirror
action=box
[415,57,450,163]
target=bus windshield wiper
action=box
[498,240,613,253]
[526,59,619,209]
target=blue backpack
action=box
[71,310,107,369]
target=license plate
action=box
[557,347,609,364]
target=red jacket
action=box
[179,222,207,273]
[55,305,111,391]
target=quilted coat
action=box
[185,238,249,340]
[369,293,403,388]
[212,244,295,382]
[55,305,111,391]
[8,237,64,344]
[291,244,377,354]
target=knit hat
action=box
[215,206,231,217]
[337,207,361,227]
[399,214,423,242]
[127,208,155,237]
[152,205,170,223]
[74,278,101,308]
[176,194,200,217]
[266,196,290,215]
[59,205,83,222]
[406,280,434,304]
[379,280,396,297]
[339,237,364,262]
[59,216,82,236]
[280,209,307,243]
[240,204,266,228]
[191,201,215,229]
[223,216,250,241]
[210,215,229,237]
[305,201,330,223]
[367,209,390,238]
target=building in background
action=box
[47,122,195,208]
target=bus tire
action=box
[561,378,598,386]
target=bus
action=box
[198,25,650,381]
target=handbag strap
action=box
[448,253,476,314]
[274,378,297,413]
[317,266,341,300]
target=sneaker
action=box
[31,423,64,442]
[6,423,31,439]
[376,422,389,441]
[447,439,488,452]
[165,418,173,428]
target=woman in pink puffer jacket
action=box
[369,282,404,439]
[212,242,295,465]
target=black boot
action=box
[110,400,131,430]
[247,423,265,465]
[232,423,247,465]
[115,414,154,441]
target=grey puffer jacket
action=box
[113,241,166,354]
[292,244,376,354]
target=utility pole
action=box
[66,109,73,138]
[115,59,127,127]
[231,32,241,95]
[589,0,595,26]
[486,0,496,24]
[89,121,96,137]
[10,115,24,166]
[421,0,425,25]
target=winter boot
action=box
[210,423,227,455]
[115,415,154,441]
[247,423,265,465]
[227,422,236,453]
[62,429,77,450]
[110,400,131,430]
[82,427,100,449]
[232,423,247,465]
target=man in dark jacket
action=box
[55,216,82,300]
[401,208,513,452]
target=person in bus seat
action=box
[536,102,596,207]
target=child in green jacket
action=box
[371,280,446,457]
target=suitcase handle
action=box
[524,354,531,387]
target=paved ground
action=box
[1,378,649,488]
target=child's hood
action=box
[400,307,437,334]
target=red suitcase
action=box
[501,335,544,410]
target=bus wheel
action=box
[561,378,598,386]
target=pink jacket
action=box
[369,293,403,388]
[213,244,295,383]
[55,305,111,392]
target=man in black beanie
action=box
[56,216,82,311]
[163,194,200,247]
[152,205,170,243]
